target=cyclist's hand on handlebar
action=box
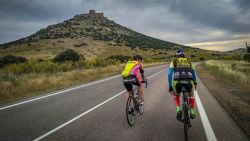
[141,79,146,83]
[169,86,173,93]
[194,82,197,86]
[194,82,197,90]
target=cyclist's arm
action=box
[168,61,174,87]
[191,63,197,82]
[140,63,145,81]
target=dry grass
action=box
[204,60,250,88]
[0,62,163,104]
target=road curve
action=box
[0,65,248,141]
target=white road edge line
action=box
[32,69,166,141]
[0,65,164,111]
[194,90,217,141]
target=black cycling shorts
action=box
[123,76,140,91]
[175,81,193,93]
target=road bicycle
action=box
[179,81,196,141]
[125,78,147,126]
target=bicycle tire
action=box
[126,96,135,126]
[184,121,189,141]
[183,102,189,141]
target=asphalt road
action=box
[0,65,248,141]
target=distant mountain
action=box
[0,10,180,49]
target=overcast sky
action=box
[0,0,250,51]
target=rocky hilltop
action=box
[1,10,179,49]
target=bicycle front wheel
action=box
[126,96,136,126]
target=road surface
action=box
[0,65,248,141]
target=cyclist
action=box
[122,55,145,104]
[168,50,197,121]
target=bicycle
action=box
[125,78,147,126]
[179,81,196,141]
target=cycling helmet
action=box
[174,49,185,57]
[133,54,142,60]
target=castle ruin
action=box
[74,10,106,19]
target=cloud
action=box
[0,0,249,51]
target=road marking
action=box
[33,90,126,141]
[0,65,165,111]
[195,90,217,141]
[33,69,165,141]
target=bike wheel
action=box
[126,96,136,126]
[139,94,144,114]
[184,121,189,141]
[183,109,189,141]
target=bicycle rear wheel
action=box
[184,121,189,141]
[183,108,189,141]
[126,96,136,126]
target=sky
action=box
[0,0,250,51]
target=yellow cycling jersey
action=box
[170,57,194,69]
[122,61,143,77]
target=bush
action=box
[0,55,27,68]
[53,49,80,63]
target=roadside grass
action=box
[203,60,250,90]
[197,60,250,138]
[0,61,164,104]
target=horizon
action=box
[0,0,250,51]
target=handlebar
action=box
[141,79,148,88]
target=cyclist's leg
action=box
[173,80,181,113]
[188,81,195,119]
[135,75,142,101]
[173,81,182,121]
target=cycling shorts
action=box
[173,80,194,93]
[123,75,141,91]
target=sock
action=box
[189,97,195,112]
[173,96,180,112]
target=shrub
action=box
[0,55,27,68]
[53,49,80,63]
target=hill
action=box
[0,10,183,59]
[0,10,235,61]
